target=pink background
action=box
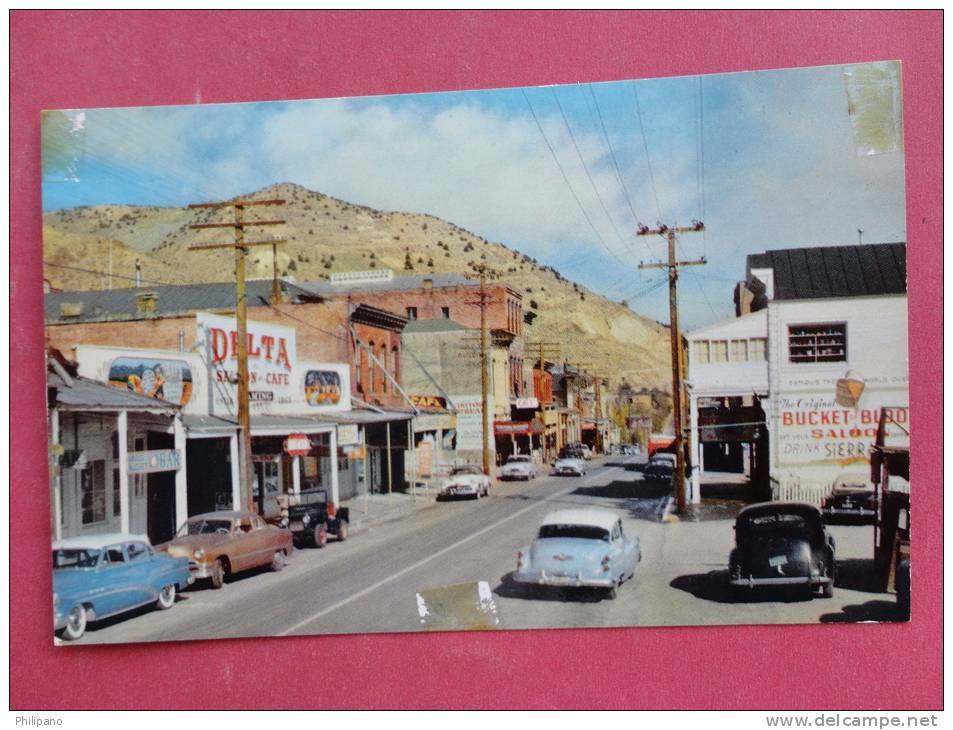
[11,11,942,710]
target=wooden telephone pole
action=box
[466,265,496,476]
[638,221,706,514]
[188,198,286,513]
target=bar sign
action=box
[128,449,182,474]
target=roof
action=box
[45,279,315,324]
[402,318,470,334]
[182,414,238,434]
[49,369,179,412]
[53,533,151,550]
[299,272,474,298]
[321,408,415,424]
[747,242,906,301]
[736,502,821,520]
[540,508,619,532]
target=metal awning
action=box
[249,415,339,436]
[182,414,239,436]
[320,408,415,425]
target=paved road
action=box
[70,457,901,645]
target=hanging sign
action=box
[284,433,312,457]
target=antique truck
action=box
[284,488,350,548]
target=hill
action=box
[43,182,672,389]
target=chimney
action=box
[136,291,157,316]
[135,259,142,288]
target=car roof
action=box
[52,533,151,550]
[737,501,821,520]
[540,509,619,532]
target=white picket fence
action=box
[770,474,831,506]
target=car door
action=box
[123,540,157,605]
[250,515,276,566]
[617,520,638,576]
[231,516,258,571]
[96,543,137,616]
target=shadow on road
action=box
[820,599,906,623]
[81,592,193,635]
[834,558,886,594]
[670,570,816,604]
[493,572,612,603]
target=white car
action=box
[438,465,491,500]
[501,455,537,481]
[552,457,587,477]
[579,445,593,460]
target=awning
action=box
[182,414,238,436]
[321,408,415,425]
[494,419,544,436]
[249,415,338,436]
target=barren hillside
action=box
[43,182,672,389]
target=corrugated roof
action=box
[402,318,470,334]
[49,370,179,411]
[747,242,906,300]
[299,272,474,298]
[45,279,315,324]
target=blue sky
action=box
[42,62,906,330]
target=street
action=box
[71,456,900,645]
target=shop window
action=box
[392,346,400,384]
[406,307,417,320]
[112,467,121,517]
[730,339,748,362]
[368,341,377,393]
[788,323,847,363]
[81,460,106,525]
[749,338,767,361]
[695,341,710,364]
[359,347,369,394]
[379,345,389,393]
[711,340,728,363]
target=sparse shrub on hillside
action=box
[417,257,424,264]
[324,261,332,269]
[369,252,375,259]
[580,293,585,300]
[525,287,533,293]
[342,225,348,230]
[393,235,400,241]
[529,299,539,310]
[421,223,428,231]
[427,257,434,267]
[287,260,297,271]
[620,300,628,307]
[404,252,414,270]
[369,261,377,268]
[444,252,450,257]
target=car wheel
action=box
[605,584,618,600]
[270,550,286,572]
[337,521,348,542]
[156,584,176,610]
[314,527,328,549]
[210,559,226,589]
[821,581,834,599]
[59,604,88,641]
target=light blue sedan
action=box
[53,533,193,641]
[513,509,641,598]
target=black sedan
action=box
[729,502,835,598]
[821,473,876,523]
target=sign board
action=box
[409,394,447,410]
[284,433,311,457]
[514,397,539,410]
[454,394,493,453]
[196,312,296,416]
[128,449,181,474]
[108,356,194,406]
[337,423,361,445]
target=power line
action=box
[521,89,636,273]
[631,82,664,223]
[44,260,180,288]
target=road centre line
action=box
[277,464,622,636]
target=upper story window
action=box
[749,338,766,361]
[788,323,847,363]
[730,339,748,362]
[441,306,450,319]
[711,340,728,363]
[695,341,710,364]
[406,307,418,320]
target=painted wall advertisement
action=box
[454,394,494,453]
[196,312,297,416]
[776,394,909,466]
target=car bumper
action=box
[440,485,479,496]
[53,613,68,631]
[189,561,216,579]
[823,506,875,517]
[730,575,832,588]
[553,469,582,476]
[513,570,614,588]
[501,472,531,480]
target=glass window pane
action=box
[731,339,748,361]
[712,341,728,362]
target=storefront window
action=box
[82,460,106,524]
[711,340,728,363]
[749,338,767,361]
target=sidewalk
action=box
[342,484,441,534]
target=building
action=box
[687,242,909,504]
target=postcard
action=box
[42,61,909,644]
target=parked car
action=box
[165,510,293,589]
[579,444,593,460]
[648,452,677,469]
[558,445,586,461]
[643,460,675,482]
[438,465,491,500]
[729,502,836,598]
[285,488,349,548]
[821,472,876,523]
[513,508,641,598]
[53,533,193,641]
[552,457,587,477]
[500,455,538,481]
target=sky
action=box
[42,61,906,330]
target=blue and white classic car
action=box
[52,533,193,641]
[513,509,641,598]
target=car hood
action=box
[529,537,609,572]
[554,459,582,468]
[503,463,532,471]
[444,474,483,485]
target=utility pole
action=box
[466,265,496,476]
[188,198,286,514]
[638,221,706,514]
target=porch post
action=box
[361,425,369,514]
[385,421,393,495]
[689,394,701,504]
[329,427,339,507]
[408,419,416,502]
[51,408,62,540]
[229,432,241,510]
[117,410,130,534]
[173,414,188,529]
[292,455,301,495]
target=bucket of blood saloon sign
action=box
[196,312,296,416]
[776,395,909,466]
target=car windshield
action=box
[507,456,531,464]
[451,466,483,475]
[53,548,101,569]
[742,512,815,538]
[179,519,233,536]
[538,524,610,541]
